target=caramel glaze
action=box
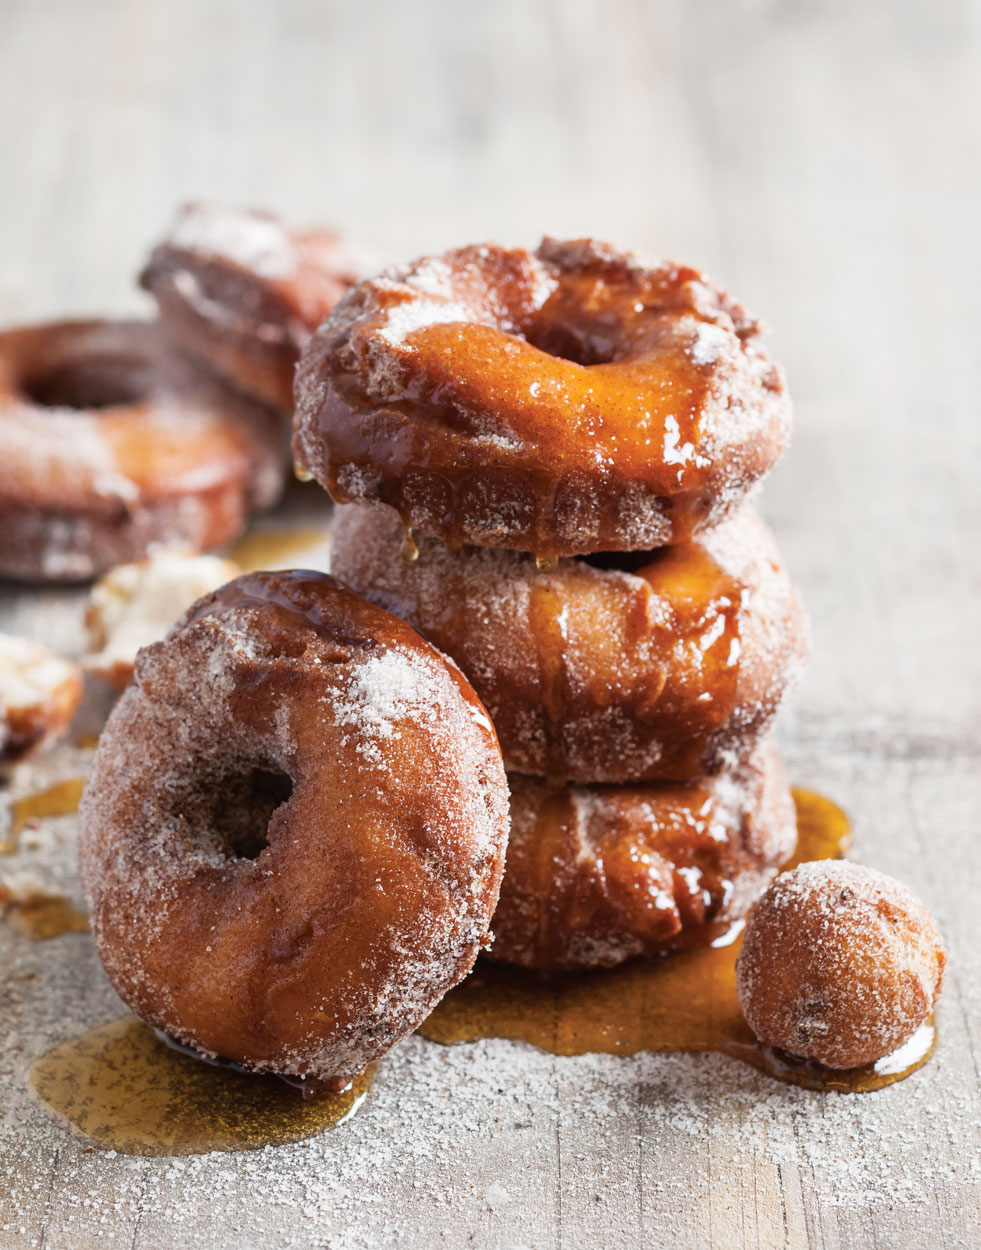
[293,239,790,558]
[329,503,806,784]
[2,891,88,940]
[421,789,936,1092]
[30,1017,373,1155]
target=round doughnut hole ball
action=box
[735,860,946,1069]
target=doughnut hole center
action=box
[521,319,618,366]
[212,767,293,861]
[579,549,658,574]
[22,357,145,410]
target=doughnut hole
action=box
[211,766,294,861]
[20,356,148,410]
[735,860,946,1069]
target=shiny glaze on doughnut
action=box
[330,504,808,783]
[490,741,795,973]
[295,239,791,556]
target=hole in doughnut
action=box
[578,549,659,575]
[521,320,617,367]
[21,358,146,410]
[208,767,294,861]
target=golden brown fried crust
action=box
[736,860,946,1069]
[78,571,510,1086]
[490,741,796,973]
[0,320,284,582]
[295,238,791,557]
[0,640,83,766]
[141,204,375,412]
[331,503,808,783]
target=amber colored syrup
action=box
[2,892,89,940]
[421,789,936,1093]
[230,526,328,572]
[0,778,87,855]
[30,1017,374,1156]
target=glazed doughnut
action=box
[295,238,791,557]
[84,549,241,690]
[78,570,509,1088]
[0,634,83,766]
[736,860,946,1069]
[331,503,808,783]
[141,203,380,413]
[490,742,795,973]
[0,320,284,582]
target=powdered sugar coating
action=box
[736,860,946,1069]
[0,320,284,581]
[331,502,809,782]
[78,570,509,1085]
[142,204,384,412]
[294,237,791,556]
[492,741,796,972]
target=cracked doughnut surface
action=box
[78,570,509,1087]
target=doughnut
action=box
[331,503,808,783]
[294,238,791,557]
[489,742,795,973]
[78,569,509,1088]
[0,320,284,582]
[736,860,946,1069]
[0,634,83,766]
[141,203,380,413]
[84,549,241,690]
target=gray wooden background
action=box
[1,1,979,1247]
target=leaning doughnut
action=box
[295,238,791,557]
[489,742,795,973]
[0,634,83,766]
[141,203,380,413]
[331,503,808,783]
[736,860,946,1069]
[0,320,284,582]
[78,570,509,1088]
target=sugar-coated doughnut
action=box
[84,549,241,690]
[490,742,795,973]
[78,570,509,1088]
[0,320,284,582]
[331,503,808,783]
[0,634,84,766]
[141,204,381,413]
[295,238,791,557]
[736,860,946,1069]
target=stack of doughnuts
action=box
[295,237,810,974]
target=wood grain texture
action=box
[1,1,979,1247]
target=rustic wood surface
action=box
[1,1,979,1247]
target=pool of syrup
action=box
[420,789,936,1093]
[30,1018,374,1156]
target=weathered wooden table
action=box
[1,2,979,1246]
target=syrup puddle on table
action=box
[0,777,86,854]
[421,788,936,1093]
[30,1017,374,1156]
[230,526,328,572]
[1,890,89,940]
